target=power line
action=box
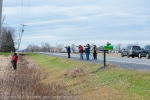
[26,0,30,24]
[21,0,24,24]
[15,0,31,51]
[16,0,31,25]
[16,0,21,24]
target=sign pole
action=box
[100,42,113,69]
[104,50,106,67]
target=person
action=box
[85,44,90,60]
[65,46,71,58]
[92,44,98,60]
[78,45,83,60]
[11,53,18,70]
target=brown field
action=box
[97,53,121,57]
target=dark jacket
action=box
[85,45,90,53]
[66,46,71,53]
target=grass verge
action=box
[27,53,150,100]
[0,52,11,56]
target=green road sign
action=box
[104,45,113,50]
[104,42,113,50]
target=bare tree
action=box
[24,44,40,52]
[127,42,139,47]
[71,44,76,53]
[98,46,104,51]
[133,42,139,46]
[115,43,122,53]
[57,44,64,52]
[41,42,46,52]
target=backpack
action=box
[11,59,15,64]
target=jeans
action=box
[86,53,90,60]
[80,53,83,59]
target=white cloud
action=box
[3,0,150,50]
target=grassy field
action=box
[0,52,11,56]
[27,53,150,100]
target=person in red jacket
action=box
[11,53,18,70]
[78,45,83,60]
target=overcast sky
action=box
[2,0,150,50]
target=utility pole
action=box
[0,0,3,50]
[18,24,27,53]
[16,39,19,54]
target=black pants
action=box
[93,52,97,59]
[13,63,17,70]
[68,52,71,58]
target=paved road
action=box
[40,52,150,70]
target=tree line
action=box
[23,42,139,53]
[0,17,16,52]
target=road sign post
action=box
[104,50,106,67]
[101,42,113,69]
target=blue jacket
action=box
[66,46,71,53]
[85,45,90,53]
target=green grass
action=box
[27,53,150,100]
[0,52,11,56]
[94,68,150,99]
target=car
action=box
[138,45,150,59]
[121,45,141,58]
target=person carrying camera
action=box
[92,44,98,60]
[78,45,83,60]
[85,44,90,60]
[11,53,18,70]
[65,46,71,58]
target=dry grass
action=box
[24,53,150,100]
[0,55,79,100]
[97,53,121,57]
[64,68,87,78]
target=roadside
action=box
[1,53,150,100]
[40,52,150,70]
[71,52,121,57]
[97,52,121,57]
[0,54,51,100]
[0,54,77,100]
[0,56,12,79]
[27,53,150,100]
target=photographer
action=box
[78,45,83,60]
[65,46,71,58]
[11,53,18,70]
[92,44,98,60]
[85,44,90,60]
